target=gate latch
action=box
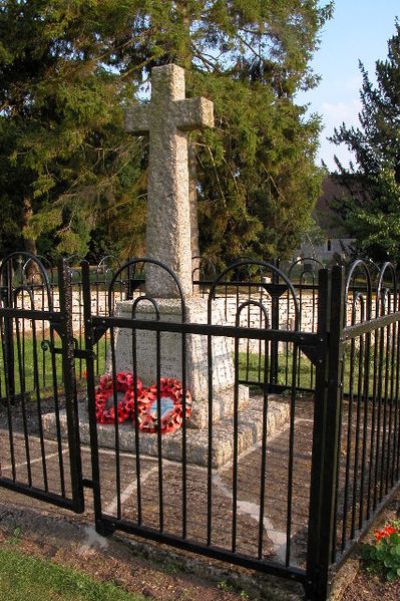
[41,338,96,360]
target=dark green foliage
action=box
[0,0,146,259]
[362,522,400,582]
[192,69,324,264]
[331,21,400,263]
[114,0,331,264]
[0,1,331,263]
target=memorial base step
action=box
[43,395,290,469]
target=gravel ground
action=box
[2,395,400,600]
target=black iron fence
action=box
[0,254,321,394]
[0,252,399,601]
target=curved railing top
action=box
[287,257,323,279]
[207,259,300,328]
[191,255,217,279]
[344,259,378,325]
[376,262,398,313]
[102,257,186,319]
[0,252,53,310]
[97,254,122,272]
[65,253,86,266]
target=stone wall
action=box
[8,288,125,334]
[7,287,383,346]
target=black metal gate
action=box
[80,258,323,597]
[0,254,84,512]
[1,253,400,601]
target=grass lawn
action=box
[238,349,315,390]
[0,333,107,397]
[2,334,315,397]
[0,545,144,601]
[2,330,386,399]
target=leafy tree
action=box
[0,0,146,261]
[330,21,400,263]
[112,0,332,264]
[0,1,332,265]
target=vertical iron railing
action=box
[306,266,345,600]
[0,253,85,509]
[2,260,16,405]
[3,252,400,601]
[81,260,104,531]
[58,259,85,513]
[269,260,280,387]
[329,261,400,573]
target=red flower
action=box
[374,525,397,541]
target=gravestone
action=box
[114,64,249,428]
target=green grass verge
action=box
[1,333,384,399]
[238,350,315,390]
[0,334,107,397]
[2,335,314,397]
[0,545,144,601]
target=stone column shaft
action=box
[125,64,214,298]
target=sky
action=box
[298,0,399,171]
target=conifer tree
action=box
[0,0,146,260]
[331,21,400,263]
[0,1,332,263]
[112,0,332,264]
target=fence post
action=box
[81,260,109,534]
[2,260,16,405]
[269,259,280,386]
[127,259,134,300]
[58,258,84,513]
[306,266,345,600]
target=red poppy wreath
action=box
[95,372,146,424]
[95,372,192,434]
[138,377,192,435]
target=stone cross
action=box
[125,64,214,298]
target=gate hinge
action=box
[92,324,108,345]
[73,348,96,360]
[41,338,96,360]
[299,335,327,366]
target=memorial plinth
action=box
[43,396,290,468]
[112,297,249,429]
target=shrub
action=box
[362,520,400,581]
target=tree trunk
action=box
[22,197,39,281]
